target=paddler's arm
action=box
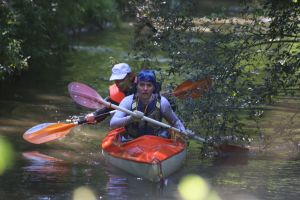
[109,95,134,129]
[160,96,186,132]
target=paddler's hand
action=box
[85,113,96,124]
[128,110,144,123]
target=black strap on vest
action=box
[131,93,161,118]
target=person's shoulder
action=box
[121,94,134,102]
[125,94,134,99]
[119,94,134,108]
[160,95,168,101]
[159,95,171,105]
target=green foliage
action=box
[131,0,300,137]
[0,0,121,81]
[261,0,300,96]
[0,2,29,81]
[83,0,120,29]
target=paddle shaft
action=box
[70,90,162,124]
[97,97,206,143]
[77,110,116,124]
[71,88,205,141]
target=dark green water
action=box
[1,8,300,200]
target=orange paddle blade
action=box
[23,123,76,144]
[173,77,212,99]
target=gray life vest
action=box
[125,94,162,138]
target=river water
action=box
[1,12,300,200]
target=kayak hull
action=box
[101,127,187,182]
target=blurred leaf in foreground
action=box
[178,174,221,200]
[0,136,15,175]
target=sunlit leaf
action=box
[178,174,222,200]
[73,186,97,200]
[178,174,210,200]
[0,137,14,175]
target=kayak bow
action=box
[101,127,187,182]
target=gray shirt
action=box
[110,94,186,131]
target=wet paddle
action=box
[23,111,115,144]
[23,123,77,144]
[67,83,248,153]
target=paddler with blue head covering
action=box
[110,69,186,142]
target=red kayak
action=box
[101,127,187,182]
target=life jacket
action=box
[125,94,162,138]
[109,84,125,104]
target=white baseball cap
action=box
[109,63,132,81]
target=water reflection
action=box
[22,151,70,181]
[106,174,129,200]
[210,157,300,200]
[104,168,179,200]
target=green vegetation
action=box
[0,0,121,81]
[130,0,300,147]
[62,25,135,93]
[0,2,29,81]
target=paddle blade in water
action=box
[216,143,249,154]
[68,82,105,110]
[23,123,76,144]
[173,77,212,99]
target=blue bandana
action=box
[137,70,156,85]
